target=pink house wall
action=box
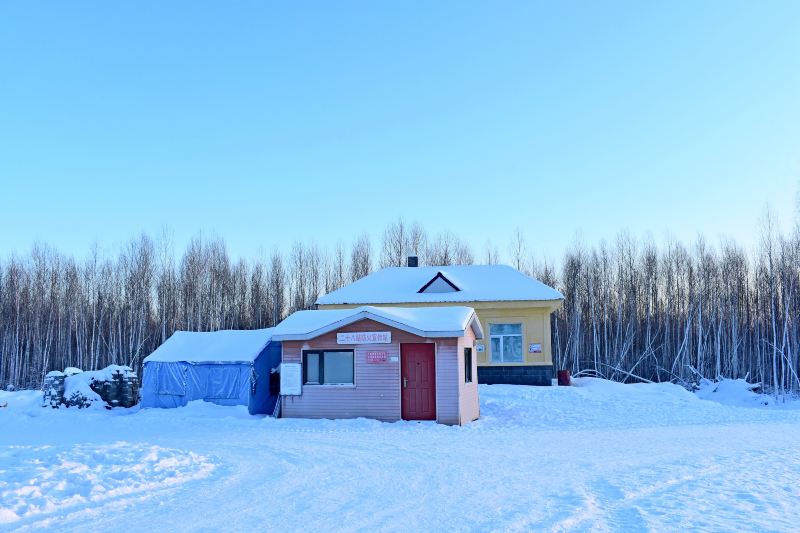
[281,318,476,424]
[434,338,460,425]
[458,328,480,424]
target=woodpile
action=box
[43,371,66,408]
[41,366,139,409]
[95,369,140,408]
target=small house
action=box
[271,306,483,425]
[141,328,280,415]
[316,263,564,386]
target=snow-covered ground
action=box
[2,379,799,532]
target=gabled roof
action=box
[418,272,460,293]
[316,264,564,305]
[144,328,275,364]
[271,306,483,341]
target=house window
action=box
[489,323,523,363]
[464,348,473,383]
[303,350,354,385]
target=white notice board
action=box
[280,363,302,395]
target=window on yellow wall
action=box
[489,323,523,363]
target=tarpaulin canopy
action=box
[144,328,275,363]
[141,329,280,415]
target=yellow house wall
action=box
[317,300,561,367]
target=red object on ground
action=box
[557,369,571,386]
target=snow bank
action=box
[477,377,799,432]
[0,389,41,411]
[62,372,104,408]
[0,442,215,526]
[695,378,779,407]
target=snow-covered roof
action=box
[271,306,483,341]
[144,328,275,364]
[316,264,564,305]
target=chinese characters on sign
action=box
[337,331,392,344]
[366,351,388,363]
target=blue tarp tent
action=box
[141,328,280,415]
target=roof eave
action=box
[317,297,565,305]
[144,359,256,365]
[272,329,468,342]
[467,311,485,340]
[272,309,473,341]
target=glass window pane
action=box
[490,337,503,362]
[489,323,522,335]
[464,348,472,383]
[306,353,320,384]
[505,335,523,362]
[323,351,353,384]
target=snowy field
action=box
[2,379,799,533]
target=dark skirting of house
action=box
[477,365,553,386]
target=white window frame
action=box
[489,323,524,363]
[302,349,355,386]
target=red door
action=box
[401,343,436,420]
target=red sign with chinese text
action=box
[366,351,388,363]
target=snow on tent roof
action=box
[316,264,564,305]
[271,306,483,341]
[144,328,275,364]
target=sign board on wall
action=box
[529,343,542,354]
[337,331,391,344]
[476,343,485,353]
[280,363,302,395]
[366,351,388,363]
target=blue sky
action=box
[1,1,799,262]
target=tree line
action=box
[1,217,798,398]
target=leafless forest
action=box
[2,218,799,398]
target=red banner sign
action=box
[366,351,388,363]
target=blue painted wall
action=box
[248,341,282,415]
